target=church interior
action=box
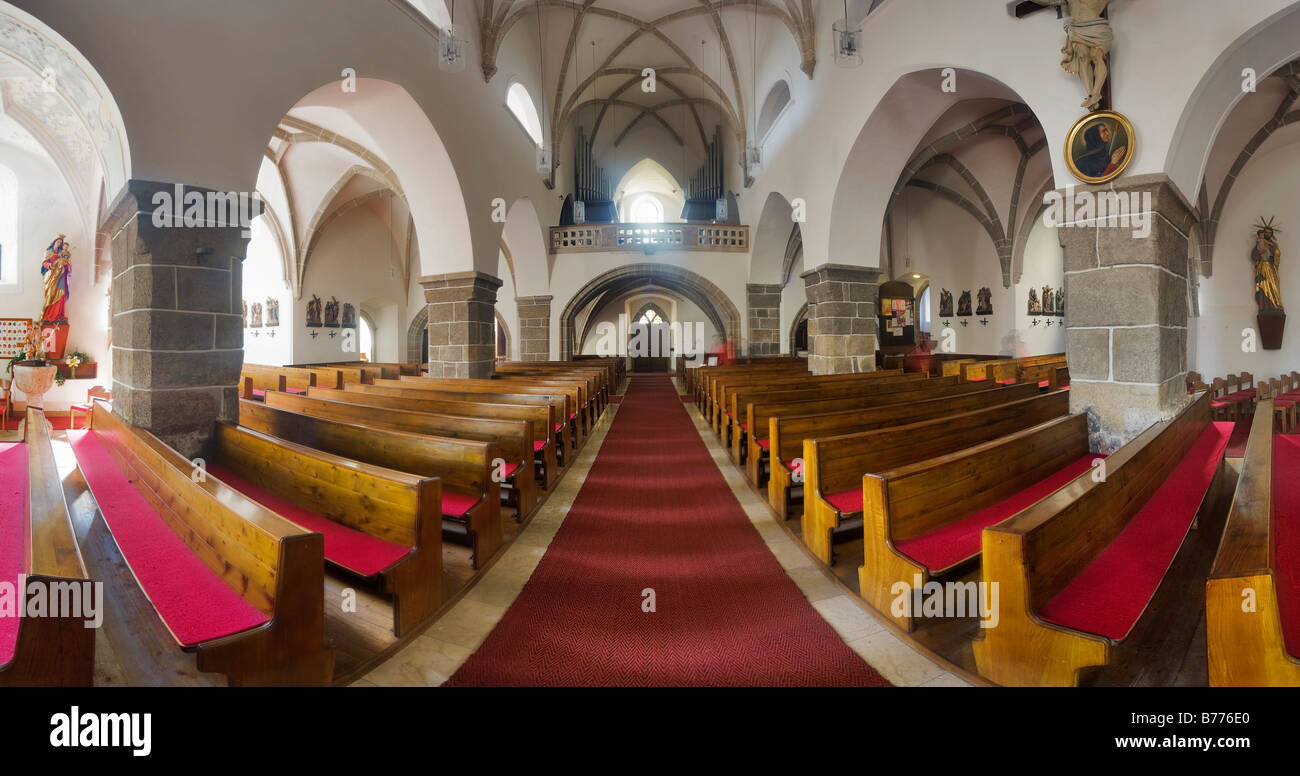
[2,0,1300,693]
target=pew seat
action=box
[207,465,409,577]
[895,455,1099,574]
[1038,422,1232,639]
[0,442,27,666]
[976,394,1231,685]
[69,431,271,646]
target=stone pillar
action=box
[516,295,553,361]
[107,180,246,459]
[1057,174,1195,452]
[800,264,881,374]
[746,283,781,356]
[420,270,503,377]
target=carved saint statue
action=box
[976,287,993,316]
[266,298,280,327]
[250,302,263,328]
[1034,0,1112,110]
[1253,218,1283,313]
[939,289,954,318]
[1027,287,1042,316]
[306,294,323,327]
[1042,286,1055,315]
[324,296,340,327]
[957,290,973,317]
[1055,288,1065,317]
[41,235,72,324]
[341,303,356,329]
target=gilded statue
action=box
[1253,217,1283,313]
[41,234,72,324]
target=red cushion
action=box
[1210,399,1231,409]
[895,455,1100,573]
[441,490,480,518]
[503,461,522,479]
[997,379,1016,386]
[739,422,748,432]
[1037,380,1050,388]
[1274,436,1300,659]
[206,464,410,577]
[824,489,862,515]
[286,387,306,395]
[251,389,266,398]
[70,403,93,412]
[555,423,563,432]
[756,438,770,451]
[1039,422,1232,640]
[67,430,270,647]
[533,440,547,452]
[0,443,29,667]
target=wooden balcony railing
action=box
[550,222,749,254]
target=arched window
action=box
[506,82,544,146]
[757,80,792,142]
[635,304,667,325]
[630,195,664,224]
[918,285,932,334]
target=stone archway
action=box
[558,263,742,359]
[406,306,428,363]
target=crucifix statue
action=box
[1024,0,1112,110]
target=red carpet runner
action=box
[448,374,890,686]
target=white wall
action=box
[293,204,407,364]
[0,141,107,412]
[1013,216,1067,356]
[241,216,293,366]
[1193,132,1300,379]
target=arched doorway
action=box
[558,263,741,361]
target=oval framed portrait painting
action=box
[1064,110,1136,185]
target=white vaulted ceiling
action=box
[476,0,818,169]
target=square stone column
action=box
[516,295,553,361]
[107,180,247,459]
[1056,174,1196,452]
[800,264,881,374]
[746,283,781,356]
[420,270,503,377]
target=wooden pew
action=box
[768,383,1041,518]
[717,370,916,446]
[210,420,442,637]
[239,400,502,569]
[494,365,607,419]
[974,393,1233,685]
[72,401,334,685]
[801,389,1068,563]
[398,376,586,447]
[360,380,571,466]
[309,384,559,491]
[0,410,96,686]
[246,363,344,390]
[694,360,807,411]
[239,371,287,400]
[859,413,1095,631]
[707,365,833,433]
[728,374,952,465]
[1206,400,1300,685]
[263,391,535,519]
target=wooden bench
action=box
[360,381,571,466]
[717,370,918,447]
[495,365,607,419]
[1206,400,1300,685]
[240,399,502,568]
[209,420,443,636]
[309,384,559,490]
[687,357,804,397]
[0,410,96,686]
[398,376,587,446]
[70,401,334,685]
[801,389,1069,563]
[738,376,994,474]
[694,360,807,411]
[707,366,841,433]
[263,391,536,519]
[860,413,1096,630]
[974,393,1233,685]
[246,363,344,390]
[767,383,1041,518]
